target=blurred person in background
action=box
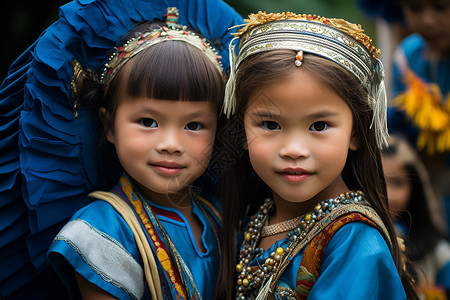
[382,135,450,299]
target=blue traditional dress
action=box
[235,196,407,299]
[0,0,243,298]
[48,173,222,299]
[250,223,405,299]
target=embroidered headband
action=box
[223,12,388,148]
[100,7,223,86]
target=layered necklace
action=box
[235,191,365,299]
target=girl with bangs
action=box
[47,10,240,300]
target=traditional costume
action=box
[0,0,242,298]
[234,193,405,299]
[48,173,222,299]
[222,12,406,299]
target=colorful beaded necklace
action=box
[235,191,365,299]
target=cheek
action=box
[247,140,272,174]
[189,133,215,165]
[319,138,349,162]
[116,131,149,154]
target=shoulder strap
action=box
[266,204,390,296]
[295,208,390,298]
[88,191,163,300]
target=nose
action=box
[279,133,309,159]
[156,129,184,154]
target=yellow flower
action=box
[393,70,450,155]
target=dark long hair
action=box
[220,50,418,299]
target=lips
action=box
[151,161,184,175]
[277,167,311,182]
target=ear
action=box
[349,132,359,151]
[98,107,115,144]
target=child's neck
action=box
[139,184,193,209]
[270,195,319,225]
[138,184,207,253]
[259,188,354,251]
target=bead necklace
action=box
[235,191,365,299]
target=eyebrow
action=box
[248,111,280,118]
[309,110,339,118]
[139,107,214,119]
[135,107,164,119]
[248,109,339,119]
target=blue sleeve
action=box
[437,261,450,289]
[308,222,406,299]
[47,201,145,300]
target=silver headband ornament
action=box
[100,7,223,87]
[223,12,388,148]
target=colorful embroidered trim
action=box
[295,212,381,299]
[113,176,189,299]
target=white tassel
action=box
[370,59,389,149]
[223,37,238,118]
[255,275,273,300]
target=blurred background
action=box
[3,0,379,83]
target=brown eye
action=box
[139,118,157,127]
[310,121,328,132]
[261,121,280,130]
[185,122,203,131]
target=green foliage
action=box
[224,0,375,40]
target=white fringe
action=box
[223,37,238,118]
[370,59,389,149]
[255,275,273,300]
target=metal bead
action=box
[236,263,243,272]
[242,278,249,287]
[276,247,284,255]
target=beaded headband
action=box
[223,12,388,148]
[100,7,223,86]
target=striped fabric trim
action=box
[55,219,144,299]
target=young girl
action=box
[220,12,418,299]
[0,0,242,299]
[382,135,450,298]
[45,11,231,300]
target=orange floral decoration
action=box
[393,70,450,155]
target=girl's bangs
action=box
[123,41,224,106]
